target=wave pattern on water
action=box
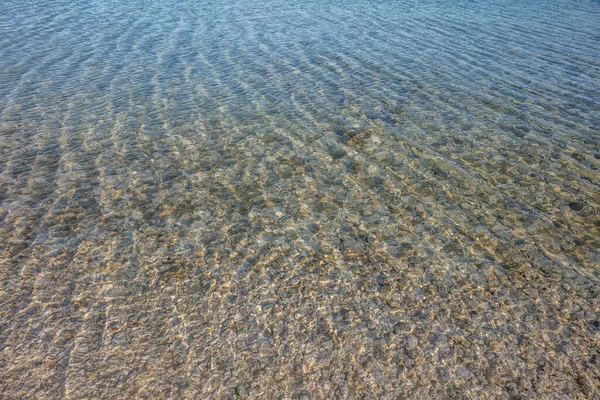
[0,0,599,398]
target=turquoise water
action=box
[1,0,599,398]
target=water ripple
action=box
[1,0,599,398]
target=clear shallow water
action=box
[1,0,599,397]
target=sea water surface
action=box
[1,0,599,398]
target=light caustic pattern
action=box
[0,0,599,398]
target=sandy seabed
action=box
[0,0,599,398]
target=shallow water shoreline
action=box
[1,0,599,398]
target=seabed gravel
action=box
[0,0,599,398]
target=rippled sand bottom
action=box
[1,0,599,398]
[1,112,598,398]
